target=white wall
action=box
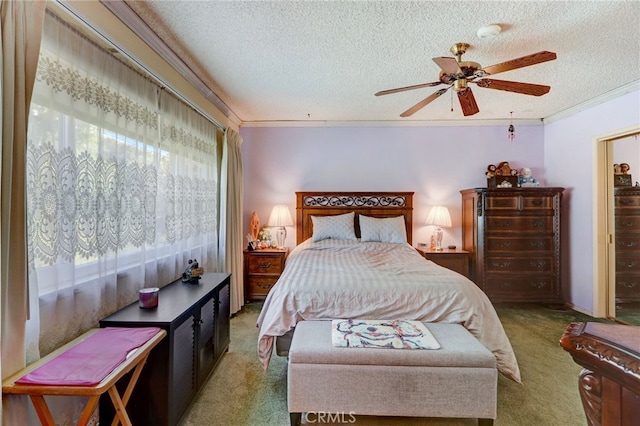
[544,89,640,314]
[241,124,544,249]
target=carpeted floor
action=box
[179,302,608,426]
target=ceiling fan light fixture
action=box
[453,79,468,92]
[477,24,502,39]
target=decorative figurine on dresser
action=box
[461,183,565,304]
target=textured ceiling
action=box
[121,0,640,124]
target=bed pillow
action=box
[311,212,357,242]
[359,215,407,244]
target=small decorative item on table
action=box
[518,167,539,187]
[613,163,633,187]
[138,287,159,308]
[486,161,519,188]
[182,259,204,283]
[258,228,272,249]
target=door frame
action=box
[593,125,640,318]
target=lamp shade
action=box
[267,205,293,227]
[425,205,452,228]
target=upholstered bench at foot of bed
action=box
[287,321,497,425]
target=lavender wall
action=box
[241,124,544,249]
[544,89,640,314]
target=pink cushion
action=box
[16,327,160,386]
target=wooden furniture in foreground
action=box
[2,328,166,426]
[99,273,231,426]
[295,191,414,245]
[560,322,640,426]
[244,248,288,302]
[461,187,564,303]
[614,186,640,304]
[415,247,470,279]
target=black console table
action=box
[99,272,231,426]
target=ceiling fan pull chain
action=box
[450,89,453,112]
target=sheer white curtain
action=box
[26,11,219,361]
[157,89,219,284]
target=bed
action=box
[256,191,521,382]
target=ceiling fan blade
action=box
[375,81,442,96]
[481,51,557,76]
[474,79,551,96]
[400,87,450,117]
[432,57,462,75]
[457,88,479,116]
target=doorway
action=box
[594,126,640,324]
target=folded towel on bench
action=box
[332,319,440,349]
[16,327,161,386]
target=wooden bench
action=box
[2,327,165,426]
[287,320,497,425]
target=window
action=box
[26,10,220,356]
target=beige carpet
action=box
[179,302,605,426]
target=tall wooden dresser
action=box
[461,187,564,303]
[614,186,640,304]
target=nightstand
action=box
[243,248,288,302]
[415,247,470,279]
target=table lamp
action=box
[267,205,293,249]
[425,205,451,251]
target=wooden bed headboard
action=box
[295,192,414,245]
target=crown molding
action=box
[240,118,543,128]
[543,80,640,124]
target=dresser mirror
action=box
[611,133,640,325]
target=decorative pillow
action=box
[359,215,407,244]
[311,212,357,242]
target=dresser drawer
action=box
[247,276,279,295]
[615,235,640,251]
[247,253,285,274]
[615,215,640,231]
[485,274,556,299]
[485,256,556,273]
[485,216,554,233]
[616,255,640,272]
[486,236,555,252]
[615,274,640,301]
[615,196,640,209]
[485,195,554,212]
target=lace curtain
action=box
[26,11,219,360]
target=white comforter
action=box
[256,239,521,382]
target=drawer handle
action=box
[492,241,512,248]
[493,220,512,228]
[620,199,636,205]
[532,220,545,228]
[619,219,637,227]
[617,261,638,269]
[256,281,273,290]
[529,241,546,249]
[495,200,510,207]
[619,281,639,289]
[529,281,548,289]
[529,261,548,269]
[617,241,638,248]
[531,199,543,206]
[491,261,512,268]
[257,261,272,269]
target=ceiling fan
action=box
[375,42,557,117]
